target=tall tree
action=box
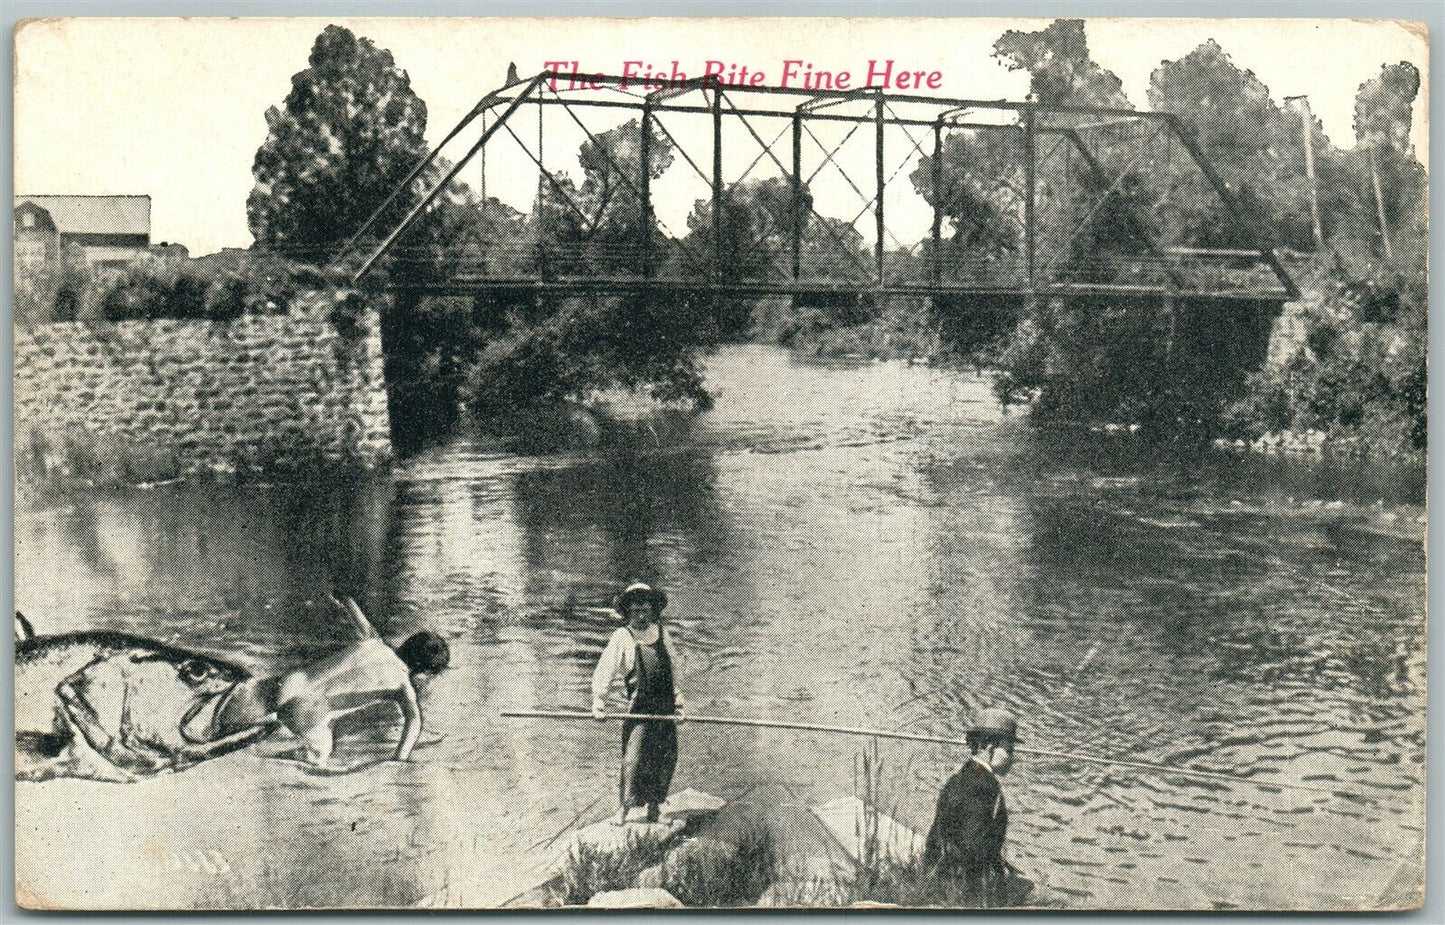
[1354,62,1420,154]
[536,118,675,276]
[248,26,429,264]
[683,177,797,282]
[993,19,1131,110]
[460,119,719,422]
[988,26,1282,435]
[1219,59,1426,454]
[1350,62,1425,275]
[1146,40,1334,250]
[910,130,1023,283]
[681,177,870,282]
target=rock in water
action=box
[588,887,684,908]
[632,836,738,899]
[811,796,924,864]
[661,787,726,820]
[577,818,686,855]
[636,864,666,890]
[757,879,852,908]
[549,788,724,877]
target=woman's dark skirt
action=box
[620,720,678,807]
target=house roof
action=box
[14,195,150,236]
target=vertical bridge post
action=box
[874,90,886,287]
[792,112,803,283]
[536,97,547,283]
[931,118,943,287]
[1024,108,1037,293]
[639,101,653,278]
[712,84,724,284]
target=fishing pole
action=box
[500,709,1383,802]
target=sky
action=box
[14,17,1430,256]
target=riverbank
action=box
[750,296,947,363]
[518,784,1054,910]
[1213,428,1425,463]
[744,263,1422,463]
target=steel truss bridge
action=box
[340,71,1297,307]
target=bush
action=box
[1222,251,1426,455]
[460,293,717,423]
[1225,310,1425,453]
[557,833,670,905]
[18,425,181,486]
[81,250,327,323]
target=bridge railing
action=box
[387,239,1288,301]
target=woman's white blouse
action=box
[591,626,686,714]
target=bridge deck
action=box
[392,277,1292,303]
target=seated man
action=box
[922,708,1020,906]
[218,597,450,769]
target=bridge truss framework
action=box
[341,71,1297,306]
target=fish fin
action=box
[14,611,35,642]
[342,596,381,640]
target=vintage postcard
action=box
[12,15,1428,911]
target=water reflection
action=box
[511,446,729,610]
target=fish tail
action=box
[14,611,36,642]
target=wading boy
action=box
[218,597,450,769]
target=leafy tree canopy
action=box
[248,25,429,264]
[993,19,1131,110]
[1148,40,1329,250]
[1354,62,1420,153]
[538,118,676,275]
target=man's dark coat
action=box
[922,757,1008,898]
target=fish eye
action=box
[178,660,213,684]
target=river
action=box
[14,343,1426,910]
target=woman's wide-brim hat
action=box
[969,707,1021,743]
[612,582,668,619]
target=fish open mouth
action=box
[180,689,232,745]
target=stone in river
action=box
[661,787,727,820]
[587,887,684,908]
[549,818,687,877]
[634,836,738,895]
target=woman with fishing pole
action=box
[591,582,686,825]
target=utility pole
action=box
[1284,95,1324,250]
[1368,145,1394,262]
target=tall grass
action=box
[556,833,669,906]
[662,815,776,907]
[19,425,182,486]
[825,743,1018,908]
[553,813,777,907]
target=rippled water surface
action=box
[15,344,1425,910]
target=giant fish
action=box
[15,615,277,782]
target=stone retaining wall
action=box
[14,292,391,481]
